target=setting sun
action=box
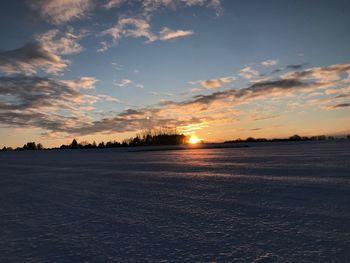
[189,135,200,144]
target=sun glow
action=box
[189,135,200,144]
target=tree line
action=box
[1,132,350,152]
[224,134,350,143]
[1,128,189,151]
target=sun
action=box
[189,135,200,144]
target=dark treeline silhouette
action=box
[128,127,187,146]
[224,134,347,144]
[2,132,350,152]
[2,142,43,151]
[1,127,189,151]
[59,128,187,149]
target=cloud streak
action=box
[261,59,278,67]
[0,28,85,75]
[159,27,193,40]
[29,0,94,24]
[239,66,260,79]
[0,43,68,75]
[0,75,97,132]
[190,76,236,89]
[99,17,193,51]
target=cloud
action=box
[286,63,307,70]
[174,63,350,108]
[72,76,323,136]
[310,92,350,109]
[177,79,315,108]
[272,63,308,74]
[283,63,350,82]
[2,62,348,137]
[69,110,209,136]
[35,27,86,55]
[114,79,133,87]
[29,0,94,24]
[111,62,123,70]
[0,28,85,75]
[252,115,279,121]
[239,66,260,79]
[190,76,236,89]
[261,59,278,67]
[158,27,193,40]
[97,94,120,103]
[0,75,98,132]
[142,0,222,16]
[330,103,350,109]
[62,77,98,89]
[98,0,221,51]
[0,43,68,75]
[100,17,193,51]
[99,18,156,51]
[103,0,127,9]
[120,18,158,42]
[149,91,174,96]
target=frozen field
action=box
[0,141,349,262]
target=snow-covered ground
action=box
[0,141,349,262]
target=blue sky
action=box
[0,0,350,147]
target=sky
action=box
[0,0,350,148]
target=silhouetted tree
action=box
[71,139,78,149]
[289,134,301,141]
[23,142,37,150]
[246,137,256,142]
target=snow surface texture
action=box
[0,141,349,262]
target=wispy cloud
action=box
[35,27,87,55]
[97,0,221,51]
[239,66,260,79]
[111,62,123,70]
[286,63,307,70]
[99,17,193,51]
[329,103,350,109]
[114,79,133,87]
[103,0,127,9]
[158,27,193,40]
[97,94,120,103]
[28,0,94,24]
[261,59,278,67]
[142,0,222,16]
[190,76,236,89]
[0,28,85,75]
[0,43,68,75]
[171,63,350,110]
[0,75,98,132]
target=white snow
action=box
[0,141,349,262]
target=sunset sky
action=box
[0,0,350,148]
